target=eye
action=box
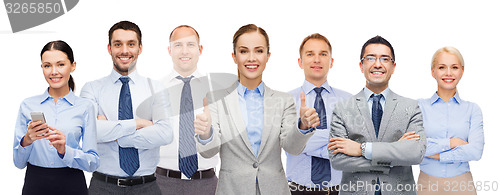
[43,64,51,68]
[188,43,195,47]
[438,66,445,69]
[257,49,264,53]
[128,43,135,47]
[114,43,122,47]
[321,53,328,56]
[452,66,460,69]
[381,57,390,63]
[240,50,248,54]
[367,57,376,62]
[306,53,313,56]
[58,63,65,67]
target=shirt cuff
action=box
[297,118,314,134]
[364,142,373,160]
[197,127,213,145]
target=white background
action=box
[1,0,499,194]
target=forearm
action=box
[425,138,452,156]
[96,119,136,142]
[372,139,426,166]
[329,152,390,174]
[62,147,100,172]
[116,119,173,149]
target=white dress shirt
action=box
[157,69,218,171]
[80,69,173,177]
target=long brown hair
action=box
[40,40,75,91]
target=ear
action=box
[431,66,437,79]
[199,45,204,55]
[107,44,111,55]
[71,61,76,73]
[298,57,304,69]
[168,46,172,56]
[359,62,363,73]
[232,53,237,64]
[138,43,143,55]
[265,52,271,63]
[329,58,334,69]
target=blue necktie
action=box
[371,94,383,195]
[371,94,383,138]
[310,87,331,186]
[118,77,140,176]
[177,76,198,178]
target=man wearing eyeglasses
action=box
[327,35,426,195]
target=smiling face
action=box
[359,43,396,93]
[232,31,270,88]
[169,27,203,77]
[299,38,333,86]
[41,50,76,93]
[108,29,142,76]
[432,52,464,92]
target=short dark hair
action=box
[108,21,142,45]
[299,33,332,57]
[360,35,395,61]
[169,25,200,43]
[40,40,75,91]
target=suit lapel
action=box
[354,90,377,141]
[224,83,255,156]
[378,89,397,141]
[257,84,275,158]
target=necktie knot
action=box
[313,87,324,95]
[371,94,383,102]
[119,77,130,84]
[176,75,193,83]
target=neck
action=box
[437,88,457,102]
[366,83,388,94]
[48,86,70,104]
[240,76,262,89]
[306,77,327,87]
[174,66,197,78]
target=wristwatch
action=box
[360,142,366,157]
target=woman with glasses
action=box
[13,40,99,195]
[193,24,317,195]
[417,46,484,195]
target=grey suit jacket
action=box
[329,89,426,195]
[196,82,314,195]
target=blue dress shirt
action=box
[286,80,351,187]
[237,82,265,156]
[418,93,484,178]
[80,70,173,177]
[362,87,390,160]
[13,89,99,172]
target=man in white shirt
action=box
[81,21,173,195]
[156,25,219,195]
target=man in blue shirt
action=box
[81,21,173,195]
[287,33,351,195]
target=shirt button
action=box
[253,163,258,168]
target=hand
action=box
[45,126,66,155]
[299,92,320,130]
[194,97,212,140]
[97,115,107,120]
[450,138,468,149]
[428,153,440,159]
[328,137,362,157]
[398,131,420,141]
[21,121,49,147]
[135,118,153,130]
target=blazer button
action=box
[253,163,258,168]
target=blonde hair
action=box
[431,46,464,69]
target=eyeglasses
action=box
[361,56,394,65]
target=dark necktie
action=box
[177,76,198,178]
[310,87,331,186]
[371,94,383,138]
[118,77,140,176]
[371,94,383,195]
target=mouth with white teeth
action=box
[118,56,132,63]
[311,66,323,70]
[180,57,191,62]
[370,70,385,76]
[442,78,455,83]
[245,64,259,71]
[50,77,62,83]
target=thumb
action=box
[203,97,209,113]
[300,92,306,108]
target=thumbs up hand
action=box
[194,97,212,140]
[299,92,320,130]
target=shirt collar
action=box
[363,87,390,102]
[39,88,75,106]
[431,92,461,105]
[111,69,138,84]
[237,81,265,97]
[165,69,204,83]
[302,80,332,95]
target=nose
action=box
[51,65,59,75]
[314,55,321,63]
[445,67,452,75]
[373,58,383,68]
[248,51,256,62]
[181,45,189,54]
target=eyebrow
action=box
[365,54,392,58]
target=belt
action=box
[93,172,156,187]
[156,167,215,180]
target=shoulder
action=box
[391,92,418,106]
[19,94,43,108]
[82,76,109,89]
[331,87,352,99]
[288,86,302,96]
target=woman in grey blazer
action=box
[193,24,318,195]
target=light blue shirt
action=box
[13,89,99,172]
[362,87,390,160]
[286,80,351,187]
[80,70,173,177]
[237,82,265,156]
[418,93,484,178]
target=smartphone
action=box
[30,112,47,131]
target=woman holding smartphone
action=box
[194,24,318,195]
[13,40,99,195]
[417,47,484,195]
